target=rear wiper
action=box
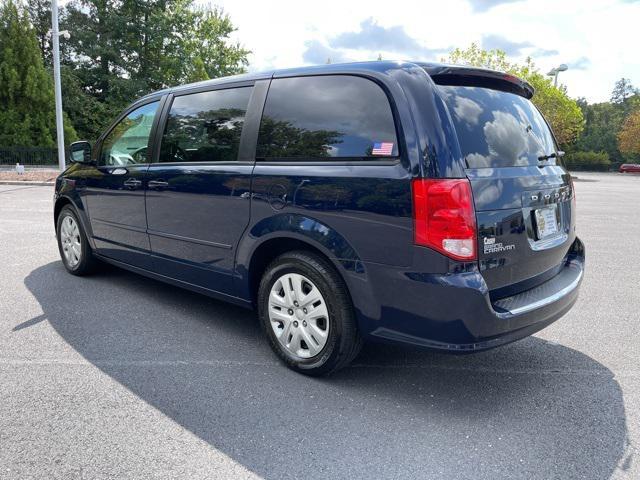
[538,151,565,161]
[524,125,564,162]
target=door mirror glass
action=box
[69,141,92,163]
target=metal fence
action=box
[0,147,59,167]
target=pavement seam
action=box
[0,358,637,377]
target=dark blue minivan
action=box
[55,61,585,375]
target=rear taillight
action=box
[412,178,477,261]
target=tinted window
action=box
[257,76,398,159]
[439,85,556,168]
[160,87,252,163]
[100,101,159,166]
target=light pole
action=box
[50,0,68,172]
[547,64,568,87]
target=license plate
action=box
[535,205,559,239]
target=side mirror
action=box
[69,141,92,164]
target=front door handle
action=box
[148,179,169,190]
[123,178,142,190]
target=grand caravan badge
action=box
[483,236,516,254]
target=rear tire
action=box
[56,205,96,276]
[258,250,362,376]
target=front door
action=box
[84,100,161,269]
[145,86,254,295]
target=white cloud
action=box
[302,40,348,65]
[468,0,524,12]
[328,18,450,59]
[481,34,534,56]
[193,0,637,102]
[454,97,484,126]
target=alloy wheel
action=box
[60,215,82,268]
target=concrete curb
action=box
[0,181,55,186]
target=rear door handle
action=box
[123,178,142,190]
[148,179,169,190]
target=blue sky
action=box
[211,0,639,103]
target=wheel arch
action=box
[236,214,365,308]
[54,195,96,250]
[53,196,73,227]
[242,234,360,309]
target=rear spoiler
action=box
[418,62,535,99]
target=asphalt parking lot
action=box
[0,171,638,479]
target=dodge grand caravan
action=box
[55,61,585,375]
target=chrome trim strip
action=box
[530,232,568,251]
[503,265,583,316]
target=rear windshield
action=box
[438,85,556,168]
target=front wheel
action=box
[258,251,362,376]
[56,205,96,275]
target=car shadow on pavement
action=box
[24,261,631,480]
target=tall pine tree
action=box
[0,0,75,147]
[26,0,54,66]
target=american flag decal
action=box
[371,142,393,156]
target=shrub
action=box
[563,151,611,171]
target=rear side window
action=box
[160,87,252,163]
[257,75,398,159]
[439,85,556,168]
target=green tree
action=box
[121,1,248,88]
[26,0,54,65]
[443,43,584,146]
[0,0,76,147]
[187,57,210,84]
[575,101,624,162]
[574,81,640,164]
[618,109,640,156]
[62,0,132,103]
[446,43,512,72]
[60,0,249,140]
[524,70,584,145]
[182,6,249,81]
[60,65,114,142]
[611,78,637,105]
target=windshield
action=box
[438,85,556,168]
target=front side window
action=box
[100,101,159,166]
[256,75,399,159]
[159,87,252,163]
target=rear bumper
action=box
[351,237,585,352]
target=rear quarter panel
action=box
[234,63,468,313]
